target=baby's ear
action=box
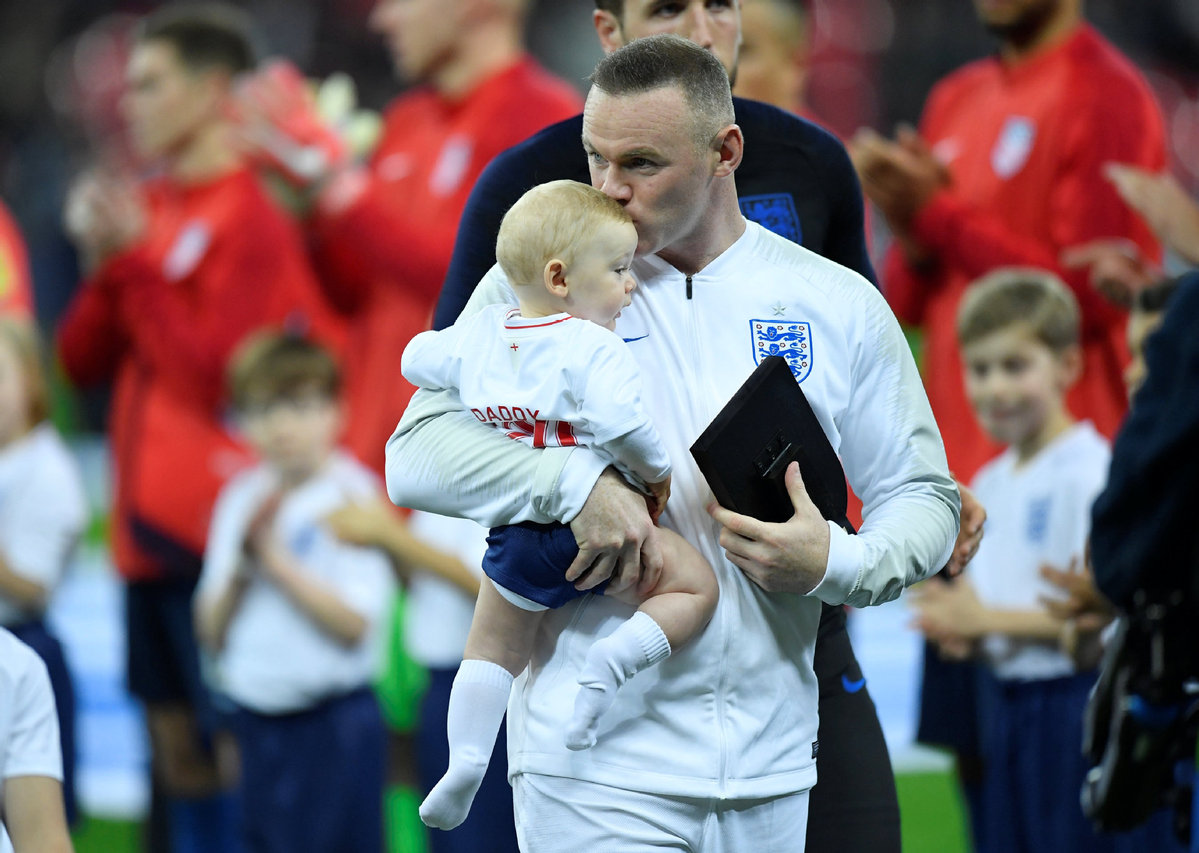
[544,259,569,296]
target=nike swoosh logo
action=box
[841,674,866,694]
[622,334,649,343]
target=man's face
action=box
[122,41,218,160]
[597,1,741,78]
[582,85,716,262]
[972,0,1060,45]
[370,0,463,83]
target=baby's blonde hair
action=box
[495,180,632,287]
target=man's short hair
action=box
[229,331,341,410]
[0,317,49,425]
[594,1,623,18]
[138,3,257,75]
[956,268,1080,352]
[496,180,632,286]
[589,34,735,147]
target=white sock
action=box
[565,611,671,750]
[419,659,514,830]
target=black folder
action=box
[690,355,850,529]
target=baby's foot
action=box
[419,758,487,829]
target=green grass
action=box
[72,814,141,853]
[898,771,972,853]
[72,772,971,852]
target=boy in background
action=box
[401,181,717,831]
[911,268,1114,852]
[194,333,395,853]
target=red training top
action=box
[310,56,582,475]
[882,24,1166,482]
[57,166,342,582]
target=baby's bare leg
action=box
[566,528,718,750]
[421,579,544,830]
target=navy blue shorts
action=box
[234,688,386,853]
[482,521,607,608]
[975,669,1114,853]
[125,578,224,735]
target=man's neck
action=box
[657,187,747,276]
[168,121,241,184]
[430,24,524,100]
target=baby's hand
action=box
[645,476,671,524]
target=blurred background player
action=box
[237,0,582,476]
[733,0,812,118]
[850,0,1167,838]
[910,269,1115,852]
[195,333,396,853]
[850,0,1165,482]
[0,627,75,853]
[0,318,87,830]
[55,5,339,851]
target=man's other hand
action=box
[707,461,830,594]
[568,468,661,596]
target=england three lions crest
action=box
[751,320,812,382]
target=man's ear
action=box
[594,10,624,54]
[712,124,744,177]
[544,259,569,296]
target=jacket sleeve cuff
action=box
[808,521,865,605]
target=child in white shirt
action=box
[402,180,718,830]
[195,332,396,852]
[911,269,1114,851]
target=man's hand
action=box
[1062,238,1160,308]
[849,126,948,237]
[568,468,660,596]
[63,171,146,271]
[1105,163,1199,265]
[706,461,830,595]
[942,480,985,577]
[233,60,352,189]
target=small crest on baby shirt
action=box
[750,319,812,383]
[991,116,1036,179]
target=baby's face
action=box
[562,220,639,331]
